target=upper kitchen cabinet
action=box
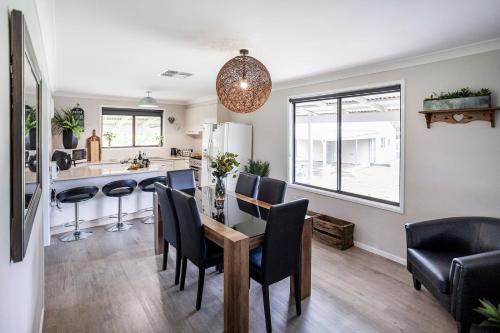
[184,101,229,135]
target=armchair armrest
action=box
[405,217,473,249]
[449,250,500,322]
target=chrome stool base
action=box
[106,222,133,232]
[141,215,154,224]
[60,230,93,242]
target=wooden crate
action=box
[312,214,354,250]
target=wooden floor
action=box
[44,219,463,333]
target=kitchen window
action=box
[101,107,163,148]
[289,84,403,208]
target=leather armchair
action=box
[405,217,500,333]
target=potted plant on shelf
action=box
[103,132,116,147]
[244,159,270,177]
[210,152,240,200]
[25,105,37,150]
[423,87,491,111]
[52,107,83,149]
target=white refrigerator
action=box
[201,122,253,191]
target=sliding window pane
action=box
[340,91,400,203]
[135,116,162,146]
[102,114,133,147]
[294,99,338,191]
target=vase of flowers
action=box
[210,152,240,200]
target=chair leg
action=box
[293,272,302,315]
[180,257,187,291]
[195,267,205,311]
[162,241,169,271]
[457,321,471,333]
[262,285,272,333]
[174,248,182,285]
[412,276,422,291]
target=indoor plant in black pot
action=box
[25,105,37,150]
[52,107,83,149]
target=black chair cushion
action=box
[235,172,260,198]
[102,179,137,197]
[257,177,287,205]
[167,169,195,190]
[57,186,99,203]
[408,248,465,293]
[140,176,166,192]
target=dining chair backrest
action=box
[261,199,309,285]
[155,182,180,248]
[257,177,287,205]
[167,169,196,190]
[235,172,260,198]
[171,189,206,266]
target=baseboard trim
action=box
[39,307,44,333]
[354,241,406,266]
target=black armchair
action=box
[405,217,500,333]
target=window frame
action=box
[100,106,164,148]
[287,80,405,213]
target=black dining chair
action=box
[249,199,309,333]
[171,189,223,310]
[155,182,182,285]
[257,177,287,205]
[167,169,195,190]
[235,172,260,198]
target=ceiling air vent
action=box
[159,69,193,79]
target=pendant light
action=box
[216,49,272,113]
[138,91,159,108]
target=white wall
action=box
[52,95,195,160]
[229,49,500,262]
[1,0,53,332]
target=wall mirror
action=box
[10,10,43,262]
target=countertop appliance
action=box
[170,148,178,156]
[181,149,192,157]
[201,122,252,190]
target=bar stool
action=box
[56,186,99,242]
[102,179,137,232]
[138,176,167,224]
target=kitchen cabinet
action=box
[174,159,189,170]
[184,101,229,135]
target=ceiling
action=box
[52,0,500,104]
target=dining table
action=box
[153,186,313,333]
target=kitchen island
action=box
[49,157,189,233]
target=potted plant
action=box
[210,152,240,200]
[244,159,270,177]
[474,299,500,330]
[423,87,491,111]
[103,132,116,147]
[25,105,37,150]
[156,135,164,147]
[52,107,83,149]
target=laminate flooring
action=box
[44,219,464,333]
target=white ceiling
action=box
[52,0,500,104]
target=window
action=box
[101,107,163,148]
[290,84,402,206]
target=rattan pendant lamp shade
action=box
[216,49,272,113]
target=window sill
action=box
[287,183,404,214]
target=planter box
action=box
[312,214,354,250]
[423,96,490,111]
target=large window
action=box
[291,84,402,206]
[101,107,163,148]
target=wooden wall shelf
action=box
[419,107,499,129]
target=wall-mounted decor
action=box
[71,103,85,130]
[216,49,272,113]
[420,88,498,128]
[10,9,43,262]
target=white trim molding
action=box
[53,91,187,106]
[354,241,406,266]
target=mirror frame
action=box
[10,10,43,262]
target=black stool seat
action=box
[102,179,137,197]
[57,186,99,203]
[139,176,167,192]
